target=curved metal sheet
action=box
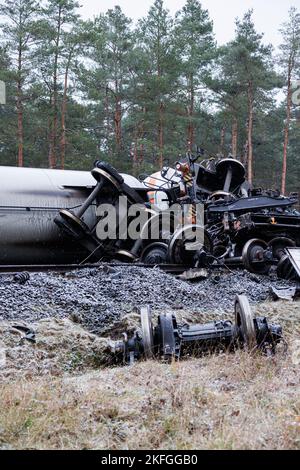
[0,166,147,264]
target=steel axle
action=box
[110,295,283,364]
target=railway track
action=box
[0,262,189,275]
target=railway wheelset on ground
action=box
[109,295,284,364]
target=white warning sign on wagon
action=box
[0,80,6,104]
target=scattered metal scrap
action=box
[177,268,209,282]
[287,248,300,276]
[13,272,30,285]
[11,325,36,344]
[109,295,284,364]
[276,248,300,281]
[270,285,300,301]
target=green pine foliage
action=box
[0,0,299,192]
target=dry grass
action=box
[0,300,299,450]
[0,347,299,449]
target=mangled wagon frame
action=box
[54,154,300,280]
[0,152,299,281]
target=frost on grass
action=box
[0,298,299,450]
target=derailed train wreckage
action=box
[49,157,300,280]
[0,153,299,279]
[0,154,298,361]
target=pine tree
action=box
[1,0,300,188]
[60,21,92,168]
[208,44,248,159]
[134,0,180,168]
[35,0,80,168]
[223,10,280,183]
[80,7,133,164]
[0,0,39,166]
[0,46,17,164]
[278,7,300,194]
[104,7,133,156]
[174,0,215,152]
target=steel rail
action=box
[0,262,188,275]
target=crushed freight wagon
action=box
[0,153,299,279]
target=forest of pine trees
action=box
[0,0,299,193]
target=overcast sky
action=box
[79,0,300,48]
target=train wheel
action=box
[141,242,168,265]
[268,237,296,260]
[55,209,90,239]
[115,250,138,262]
[140,306,155,359]
[167,225,212,266]
[91,166,122,191]
[207,191,236,203]
[242,239,269,274]
[140,211,175,244]
[235,295,257,350]
[157,313,180,361]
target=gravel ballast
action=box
[0,266,295,334]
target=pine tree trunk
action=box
[158,101,164,168]
[231,117,238,158]
[187,75,194,152]
[242,140,248,166]
[49,64,58,168]
[17,41,23,167]
[114,95,122,152]
[139,112,145,164]
[105,85,109,145]
[220,126,225,156]
[281,58,293,195]
[247,82,254,184]
[156,31,164,168]
[49,6,62,169]
[48,75,58,169]
[60,53,71,170]
[132,123,139,171]
[16,83,24,167]
[133,140,138,171]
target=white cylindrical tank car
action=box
[0,166,144,265]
